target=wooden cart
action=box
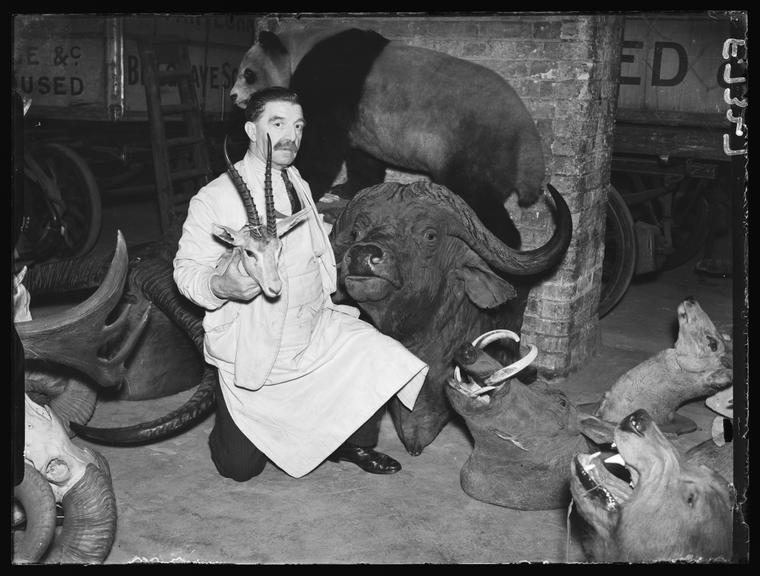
[600,11,746,316]
[13,14,258,263]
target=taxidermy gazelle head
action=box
[213,134,308,298]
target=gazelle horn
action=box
[224,135,262,235]
[264,134,277,237]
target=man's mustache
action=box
[274,141,298,152]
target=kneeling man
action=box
[174,86,428,480]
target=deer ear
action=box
[276,208,309,237]
[213,224,245,246]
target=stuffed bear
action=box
[230,27,545,247]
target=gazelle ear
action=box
[213,224,246,246]
[276,208,309,237]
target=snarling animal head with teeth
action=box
[571,409,734,563]
[445,333,587,510]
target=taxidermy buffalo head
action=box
[331,180,572,455]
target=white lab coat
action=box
[173,152,428,477]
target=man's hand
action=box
[210,249,262,302]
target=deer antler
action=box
[16,231,150,388]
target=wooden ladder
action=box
[137,36,212,233]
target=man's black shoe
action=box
[327,443,401,474]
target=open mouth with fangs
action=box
[572,409,736,562]
[572,412,649,512]
[573,450,639,511]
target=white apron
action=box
[219,219,428,478]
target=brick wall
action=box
[261,14,624,376]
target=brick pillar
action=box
[506,15,625,376]
[266,14,624,376]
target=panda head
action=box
[230,31,291,109]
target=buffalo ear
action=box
[457,262,516,309]
[258,30,287,55]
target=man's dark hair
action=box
[244,87,300,122]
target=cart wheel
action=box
[17,164,60,264]
[661,178,711,270]
[599,185,636,318]
[40,143,102,258]
[612,170,711,272]
[18,142,102,265]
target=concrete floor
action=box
[38,195,739,564]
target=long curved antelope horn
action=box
[264,133,277,237]
[16,231,150,388]
[224,135,262,235]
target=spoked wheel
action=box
[17,163,59,264]
[17,142,102,264]
[598,185,636,318]
[660,178,711,270]
[611,170,711,272]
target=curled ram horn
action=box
[17,396,117,564]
